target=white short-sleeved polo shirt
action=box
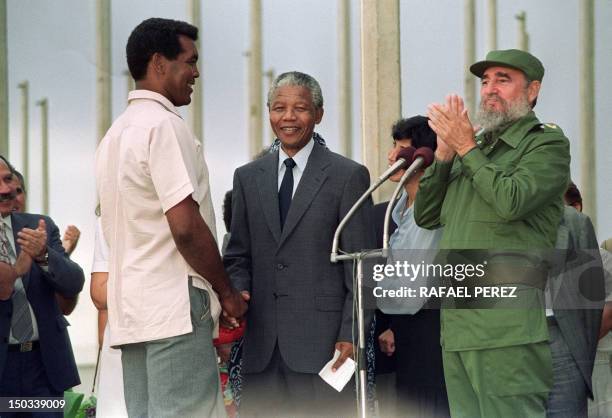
[95,90,220,346]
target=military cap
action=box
[470,49,545,82]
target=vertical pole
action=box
[487,0,497,51]
[36,98,48,214]
[96,0,112,143]
[123,69,135,96]
[580,0,596,226]
[187,0,204,143]
[361,0,401,203]
[0,0,8,157]
[264,68,276,143]
[464,0,476,117]
[516,11,529,51]
[338,0,352,158]
[248,0,263,158]
[17,81,28,192]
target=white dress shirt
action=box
[277,137,315,196]
[95,89,220,346]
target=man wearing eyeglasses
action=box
[0,156,84,415]
[10,169,81,317]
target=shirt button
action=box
[276,264,285,270]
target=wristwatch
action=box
[35,249,49,266]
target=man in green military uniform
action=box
[414,49,571,417]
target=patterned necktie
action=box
[0,223,34,343]
[278,158,296,229]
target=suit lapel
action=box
[10,213,31,289]
[256,153,282,244]
[550,214,571,302]
[278,143,329,247]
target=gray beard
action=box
[475,93,531,133]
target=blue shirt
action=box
[377,191,443,315]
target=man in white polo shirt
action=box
[95,18,247,418]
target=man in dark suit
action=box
[546,184,604,417]
[0,156,84,415]
[224,71,375,417]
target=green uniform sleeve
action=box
[460,131,570,222]
[413,158,454,229]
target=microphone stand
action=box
[382,158,427,255]
[330,156,427,418]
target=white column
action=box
[516,11,529,51]
[0,0,8,157]
[360,0,401,203]
[464,0,476,117]
[96,0,111,143]
[17,81,28,191]
[338,0,352,158]
[124,69,135,96]
[248,0,263,158]
[187,0,204,143]
[264,68,276,143]
[487,0,497,51]
[580,0,596,226]
[36,98,49,214]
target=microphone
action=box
[412,146,435,168]
[331,146,416,262]
[382,147,436,252]
[372,146,416,189]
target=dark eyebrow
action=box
[482,71,512,81]
[494,71,511,79]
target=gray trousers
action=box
[546,321,588,418]
[240,345,357,418]
[121,283,225,418]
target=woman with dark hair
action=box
[376,116,450,418]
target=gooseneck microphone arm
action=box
[330,146,415,262]
[328,146,432,418]
[382,166,413,254]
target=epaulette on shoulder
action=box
[531,122,564,135]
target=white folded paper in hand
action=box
[318,349,356,392]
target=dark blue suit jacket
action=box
[0,212,85,392]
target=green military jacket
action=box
[414,111,571,351]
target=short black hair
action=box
[222,190,233,232]
[391,116,437,151]
[126,17,198,81]
[564,181,582,207]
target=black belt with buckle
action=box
[7,341,40,352]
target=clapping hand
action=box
[428,94,477,158]
[62,225,81,255]
[17,219,47,261]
